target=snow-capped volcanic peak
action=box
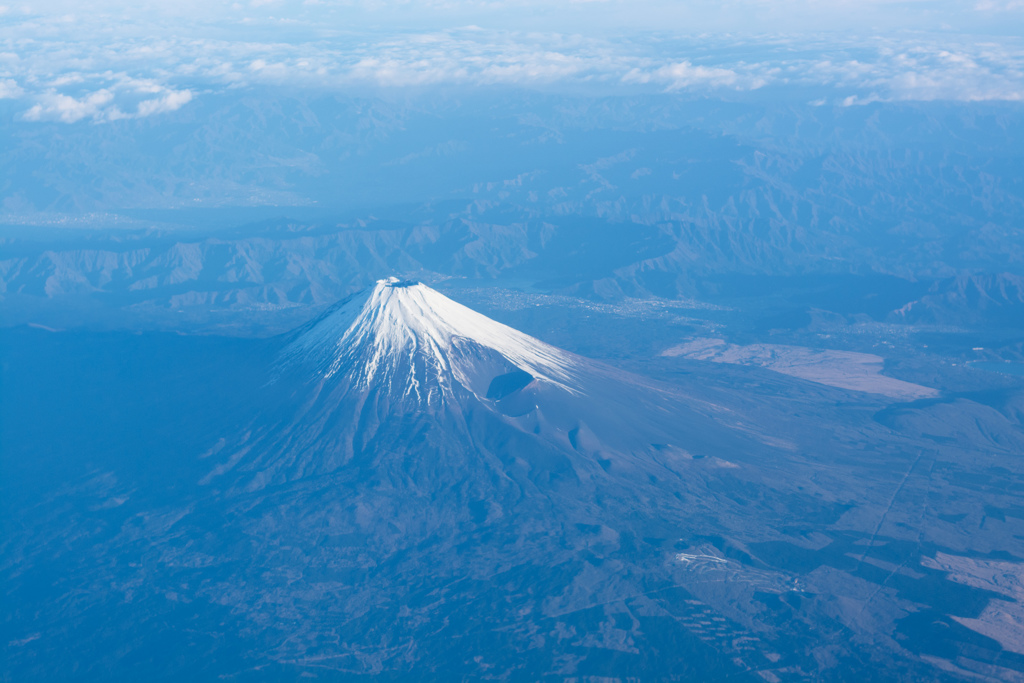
[284,278,578,401]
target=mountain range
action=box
[3,96,1023,336]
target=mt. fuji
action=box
[6,278,965,682]
[204,277,758,495]
[284,277,579,403]
[175,278,796,677]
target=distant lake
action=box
[969,361,1024,377]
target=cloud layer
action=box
[21,82,193,123]
[0,9,1022,123]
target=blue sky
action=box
[11,0,1024,34]
[1,1,1022,123]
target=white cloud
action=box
[23,89,115,122]
[136,89,192,116]
[21,83,194,123]
[797,41,1024,102]
[349,57,465,86]
[49,73,84,87]
[622,61,761,91]
[477,51,585,84]
[841,93,882,106]
[659,62,742,89]
[1,14,1023,116]
[0,78,22,98]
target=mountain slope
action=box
[177,279,806,677]
[203,277,760,495]
[5,281,999,682]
